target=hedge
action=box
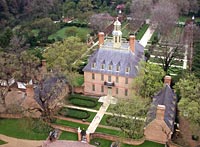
[59,108,90,119]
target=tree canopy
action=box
[132,62,165,98]
[174,74,200,128]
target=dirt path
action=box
[0,134,43,147]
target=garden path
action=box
[139,26,155,47]
[86,95,112,133]
[0,134,42,147]
[63,105,145,121]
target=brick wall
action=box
[91,133,145,145]
[0,113,23,118]
[144,119,171,144]
[84,72,132,98]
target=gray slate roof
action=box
[146,85,177,131]
[83,40,144,78]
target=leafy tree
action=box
[108,97,149,139]
[174,74,200,131]
[43,37,87,94]
[132,62,165,98]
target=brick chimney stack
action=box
[98,32,104,47]
[26,84,34,99]
[129,35,135,53]
[164,76,171,86]
[156,105,166,120]
[41,59,47,74]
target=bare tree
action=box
[0,52,19,106]
[130,0,153,31]
[89,13,113,33]
[151,0,178,36]
[34,74,67,122]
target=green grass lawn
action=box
[0,140,7,145]
[136,24,149,40]
[59,131,77,140]
[48,26,91,41]
[55,119,89,130]
[179,16,200,22]
[0,118,48,140]
[90,138,164,147]
[55,119,121,136]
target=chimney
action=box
[129,35,135,53]
[164,76,171,86]
[26,84,34,99]
[156,105,166,120]
[41,59,47,74]
[98,32,104,47]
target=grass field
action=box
[0,119,48,140]
[0,140,7,145]
[59,131,77,140]
[136,24,149,40]
[48,26,91,41]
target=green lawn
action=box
[55,119,89,130]
[48,26,91,41]
[59,131,77,140]
[90,138,164,147]
[55,119,121,136]
[179,16,200,22]
[0,140,7,145]
[0,118,48,140]
[136,24,149,40]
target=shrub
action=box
[68,95,98,108]
[59,108,90,119]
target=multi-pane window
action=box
[101,74,104,81]
[116,88,118,94]
[125,78,128,84]
[108,75,111,82]
[116,65,120,72]
[116,76,119,83]
[92,73,95,80]
[101,64,105,70]
[125,89,128,96]
[108,65,112,70]
[92,62,96,68]
[101,86,104,93]
[115,36,117,43]
[92,84,95,91]
[125,67,130,73]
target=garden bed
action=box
[67,94,102,109]
[59,108,90,120]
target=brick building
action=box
[83,18,144,98]
[144,76,177,144]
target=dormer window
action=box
[125,67,130,73]
[101,64,105,70]
[116,65,120,72]
[92,62,96,68]
[108,61,113,71]
[108,65,112,70]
